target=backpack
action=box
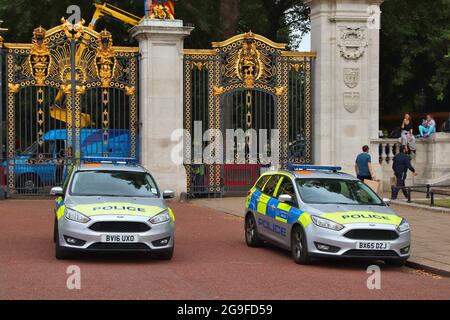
[389,127,402,139]
[442,119,450,133]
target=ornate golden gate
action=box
[184,32,316,196]
[1,20,139,196]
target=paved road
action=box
[0,200,449,300]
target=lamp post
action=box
[419,88,427,113]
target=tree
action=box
[0,0,310,49]
[239,0,310,48]
[380,0,450,116]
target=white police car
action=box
[51,161,176,260]
[245,165,411,266]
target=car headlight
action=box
[65,208,90,224]
[311,215,344,231]
[149,210,171,224]
[397,218,410,233]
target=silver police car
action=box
[51,162,176,260]
[245,165,411,266]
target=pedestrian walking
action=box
[355,145,376,181]
[391,145,417,200]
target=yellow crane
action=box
[88,2,144,29]
[51,2,143,127]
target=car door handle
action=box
[270,205,276,210]
[256,198,260,203]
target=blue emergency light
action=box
[287,164,342,172]
[80,157,139,165]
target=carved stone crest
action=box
[343,92,360,113]
[343,68,359,89]
[338,28,368,60]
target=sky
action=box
[297,31,311,51]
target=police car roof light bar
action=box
[80,157,139,165]
[287,164,342,172]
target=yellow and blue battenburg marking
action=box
[246,181,311,228]
[55,197,66,220]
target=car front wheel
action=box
[55,222,70,260]
[291,225,311,265]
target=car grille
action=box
[88,243,150,250]
[343,250,399,257]
[344,229,399,240]
[89,222,151,233]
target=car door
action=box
[272,177,299,246]
[256,175,283,242]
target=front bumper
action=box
[305,223,411,260]
[58,215,174,253]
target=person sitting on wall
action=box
[355,145,376,181]
[418,114,436,138]
[400,113,416,153]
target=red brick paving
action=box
[0,199,449,300]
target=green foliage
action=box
[380,0,450,115]
[0,0,309,48]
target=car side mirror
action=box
[383,198,391,206]
[163,190,175,199]
[278,194,293,204]
[50,187,64,197]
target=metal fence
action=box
[1,22,139,197]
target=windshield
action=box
[70,170,159,197]
[296,178,383,206]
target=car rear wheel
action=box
[291,225,311,265]
[245,214,262,247]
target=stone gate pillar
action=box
[305,0,384,174]
[131,19,193,196]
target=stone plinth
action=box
[130,19,194,197]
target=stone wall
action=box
[371,133,450,192]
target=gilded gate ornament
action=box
[224,32,273,88]
[30,26,50,86]
[95,29,116,88]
